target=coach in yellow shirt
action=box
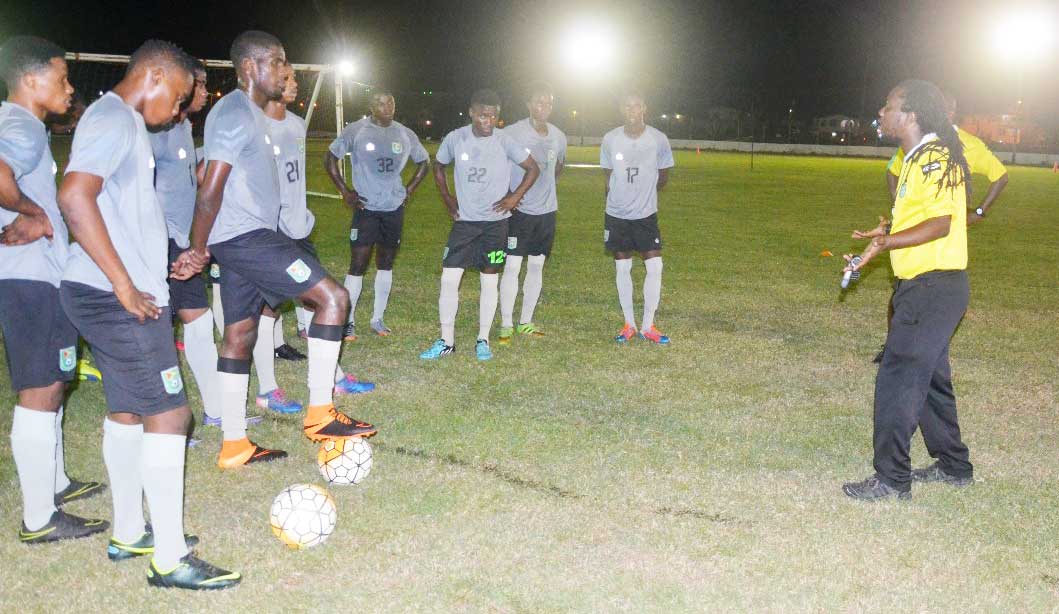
[842,79,975,501]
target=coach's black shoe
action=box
[19,509,109,544]
[274,344,306,361]
[55,479,107,506]
[108,524,201,561]
[910,462,974,487]
[842,474,911,501]
[872,346,885,363]
[147,553,241,590]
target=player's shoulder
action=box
[212,90,254,121]
[0,102,45,143]
[602,126,624,142]
[644,125,671,143]
[443,124,472,142]
[81,93,136,133]
[343,116,371,137]
[956,127,987,151]
[547,122,567,140]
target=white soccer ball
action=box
[269,484,337,549]
[316,437,373,485]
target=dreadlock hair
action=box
[897,79,970,202]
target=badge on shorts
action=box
[350,228,359,241]
[286,259,312,283]
[160,366,184,394]
[603,229,610,242]
[209,263,220,279]
[297,138,306,154]
[392,142,403,154]
[442,246,449,260]
[507,236,517,250]
[59,346,76,372]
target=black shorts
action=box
[506,210,556,257]
[351,207,404,249]
[604,213,663,253]
[167,239,209,312]
[60,281,187,415]
[0,279,78,391]
[443,219,508,270]
[209,228,329,325]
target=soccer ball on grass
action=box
[269,483,337,549]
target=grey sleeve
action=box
[501,132,530,165]
[657,132,675,169]
[0,118,46,179]
[599,134,613,169]
[65,108,132,179]
[204,102,251,166]
[435,132,455,165]
[329,121,357,160]
[406,127,429,164]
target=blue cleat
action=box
[420,339,455,360]
[256,388,303,414]
[334,374,376,396]
[475,339,493,361]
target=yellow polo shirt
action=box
[888,127,1006,182]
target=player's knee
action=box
[376,250,397,271]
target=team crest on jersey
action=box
[391,142,403,154]
[297,138,305,153]
[286,259,312,283]
[460,152,470,161]
[178,148,187,160]
[615,153,624,161]
[209,263,220,279]
[547,149,557,162]
[507,236,518,250]
[273,145,281,156]
[59,346,76,372]
[921,161,941,175]
[366,142,376,152]
[160,366,184,394]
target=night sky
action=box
[3,0,1057,126]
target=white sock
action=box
[372,270,393,323]
[344,274,363,325]
[102,418,145,543]
[273,313,285,348]
[53,406,70,493]
[219,371,249,441]
[499,256,522,328]
[254,315,278,395]
[142,433,189,570]
[439,267,463,345]
[296,306,313,332]
[642,257,663,331]
[520,255,546,325]
[615,259,636,327]
[307,336,342,407]
[479,273,499,341]
[183,312,222,420]
[11,406,58,530]
[211,285,224,335]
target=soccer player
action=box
[189,31,376,470]
[58,40,238,589]
[422,89,540,361]
[497,83,567,344]
[325,89,430,338]
[841,80,974,501]
[600,91,674,344]
[0,35,107,544]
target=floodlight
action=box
[338,60,355,76]
[991,11,1053,60]
[561,21,615,75]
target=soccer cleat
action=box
[334,374,376,396]
[146,553,241,590]
[217,438,288,469]
[615,324,637,344]
[842,474,911,501]
[303,405,377,441]
[274,343,306,361]
[640,325,670,345]
[476,339,493,361]
[19,509,109,544]
[497,326,514,345]
[203,414,262,427]
[516,323,545,338]
[370,318,392,336]
[54,479,106,507]
[420,339,455,360]
[76,359,102,382]
[343,323,357,342]
[256,388,303,414]
[175,340,185,352]
[910,462,974,487]
[108,525,200,562]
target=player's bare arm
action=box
[403,158,430,205]
[324,151,363,209]
[492,155,540,213]
[657,168,669,191]
[968,173,1008,225]
[845,215,951,272]
[432,160,458,219]
[0,157,52,245]
[188,160,232,257]
[603,168,611,201]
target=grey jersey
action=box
[269,112,314,239]
[501,118,567,215]
[435,125,529,222]
[600,125,674,220]
[63,93,170,306]
[203,89,281,245]
[329,118,428,212]
[149,118,197,248]
[0,102,68,286]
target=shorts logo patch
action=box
[178,147,187,160]
[603,229,610,242]
[442,246,449,260]
[655,238,660,243]
[350,228,359,241]
[160,366,184,394]
[366,142,376,152]
[209,263,220,279]
[507,236,518,249]
[286,259,312,283]
[392,142,403,154]
[59,346,76,372]
[297,138,305,154]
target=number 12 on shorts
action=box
[487,250,505,264]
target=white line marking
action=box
[307,191,342,200]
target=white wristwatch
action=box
[975,207,985,217]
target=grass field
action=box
[2,141,1058,612]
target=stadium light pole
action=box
[990,10,1053,164]
[560,20,616,145]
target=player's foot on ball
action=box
[420,339,455,359]
[19,509,109,544]
[108,525,200,561]
[497,326,514,345]
[146,553,241,590]
[217,438,288,469]
[516,322,545,338]
[370,318,392,336]
[202,414,262,427]
[256,388,303,414]
[76,359,102,382]
[343,323,357,342]
[910,462,974,487]
[640,325,670,345]
[841,474,911,501]
[54,479,106,507]
[334,374,375,396]
[303,405,377,441]
[615,324,637,343]
[476,338,493,361]
[274,344,306,361]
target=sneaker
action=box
[146,553,241,590]
[334,374,376,396]
[76,358,102,382]
[108,524,200,562]
[54,479,106,507]
[615,324,637,344]
[274,344,306,361]
[303,406,377,441]
[202,414,262,427]
[910,462,974,487]
[640,325,670,345]
[217,438,288,469]
[497,326,514,345]
[343,323,357,342]
[842,474,911,501]
[370,319,392,336]
[420,339,455,360]
[19,509,109,544]
[256,388,303,414]
[476,338,493,361]
[516,323,545,338]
